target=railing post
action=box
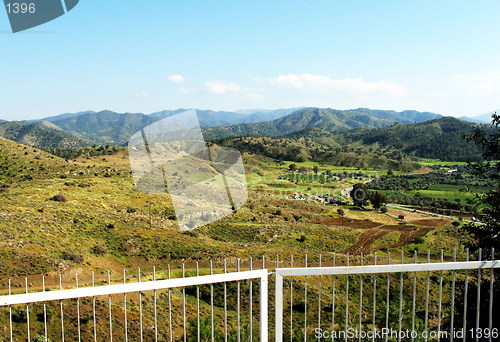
[260,270,269,342]
[275,271,283,342]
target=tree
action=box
[337,208,345,225]
[350,183,369,207]
[289,163,297,172]
[370,191,388,211]
[461,113,500,333]
[463,113,500,250]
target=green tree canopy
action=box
[370,191,388,211]
[463,113,500,250]
[350,183,369,207]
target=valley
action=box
[0,107,496,286]
[0,108,497,341]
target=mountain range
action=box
[0,107,494,162]
[203,107,443,139]
[217,116,487,162]
[0,107,445,146]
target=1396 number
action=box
[6,2,36,14]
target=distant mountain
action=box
[458,116,488,124]
[237,108,304,123]
[49,110,156,144]
[204,108,444,140]
[149,109,249,127]
[350,108,442,123]
[0,107,448,147]
[28,110,96,123]
[0,121,89,150]
[337,117,486,162]
[469,111,499,124]
[28,108,297,145]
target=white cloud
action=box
[168,74,187,83]
[204,80,242,94]
[266,73,407,96]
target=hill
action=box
[217,128,421,171]
[0,137,72,183]
[237,108,303,123]
[47,110,156,144]
[27,110,96,124]
[216,117,489,163]
[337,117,486,162]
[204,108,443,139]
[149,109,249,127]
[3,107,444,147]
[38,109,294,145]
[0,121,89,150]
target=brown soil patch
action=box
[411,166,435,174]
[396,227,433,246]
[380,224,418,231]
[411,218,450,227]
[321,217,380,229]
[344,229,389,255]
[344,225,434,255]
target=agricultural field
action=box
[414,184,488,201]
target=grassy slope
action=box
[0,139,460,283]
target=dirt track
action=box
[344,224,434,255]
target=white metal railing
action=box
[275,250,499,342]
[0,266,269,342]
[1,250,499,342]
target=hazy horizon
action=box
[1,106,496,122]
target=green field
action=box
[418,159,469,166]
[414,184,488,201]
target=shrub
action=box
[182,230,199,238]
[36,308,53,322]
[61,251,84,264]
[297,234,307,242]
[380,207,388,214]
[414,236,425,244]
[12,308,27,323]
[49,194,68,202]
[92,244,108,256]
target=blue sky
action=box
[1,0,500,120]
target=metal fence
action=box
[275,249,499,342]
[0,262,268,342]
[0,250,498,342]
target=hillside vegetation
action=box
[338,117,486,162]
[0,138,460,281]
[204,108,441,140]
[0,121,88,150]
